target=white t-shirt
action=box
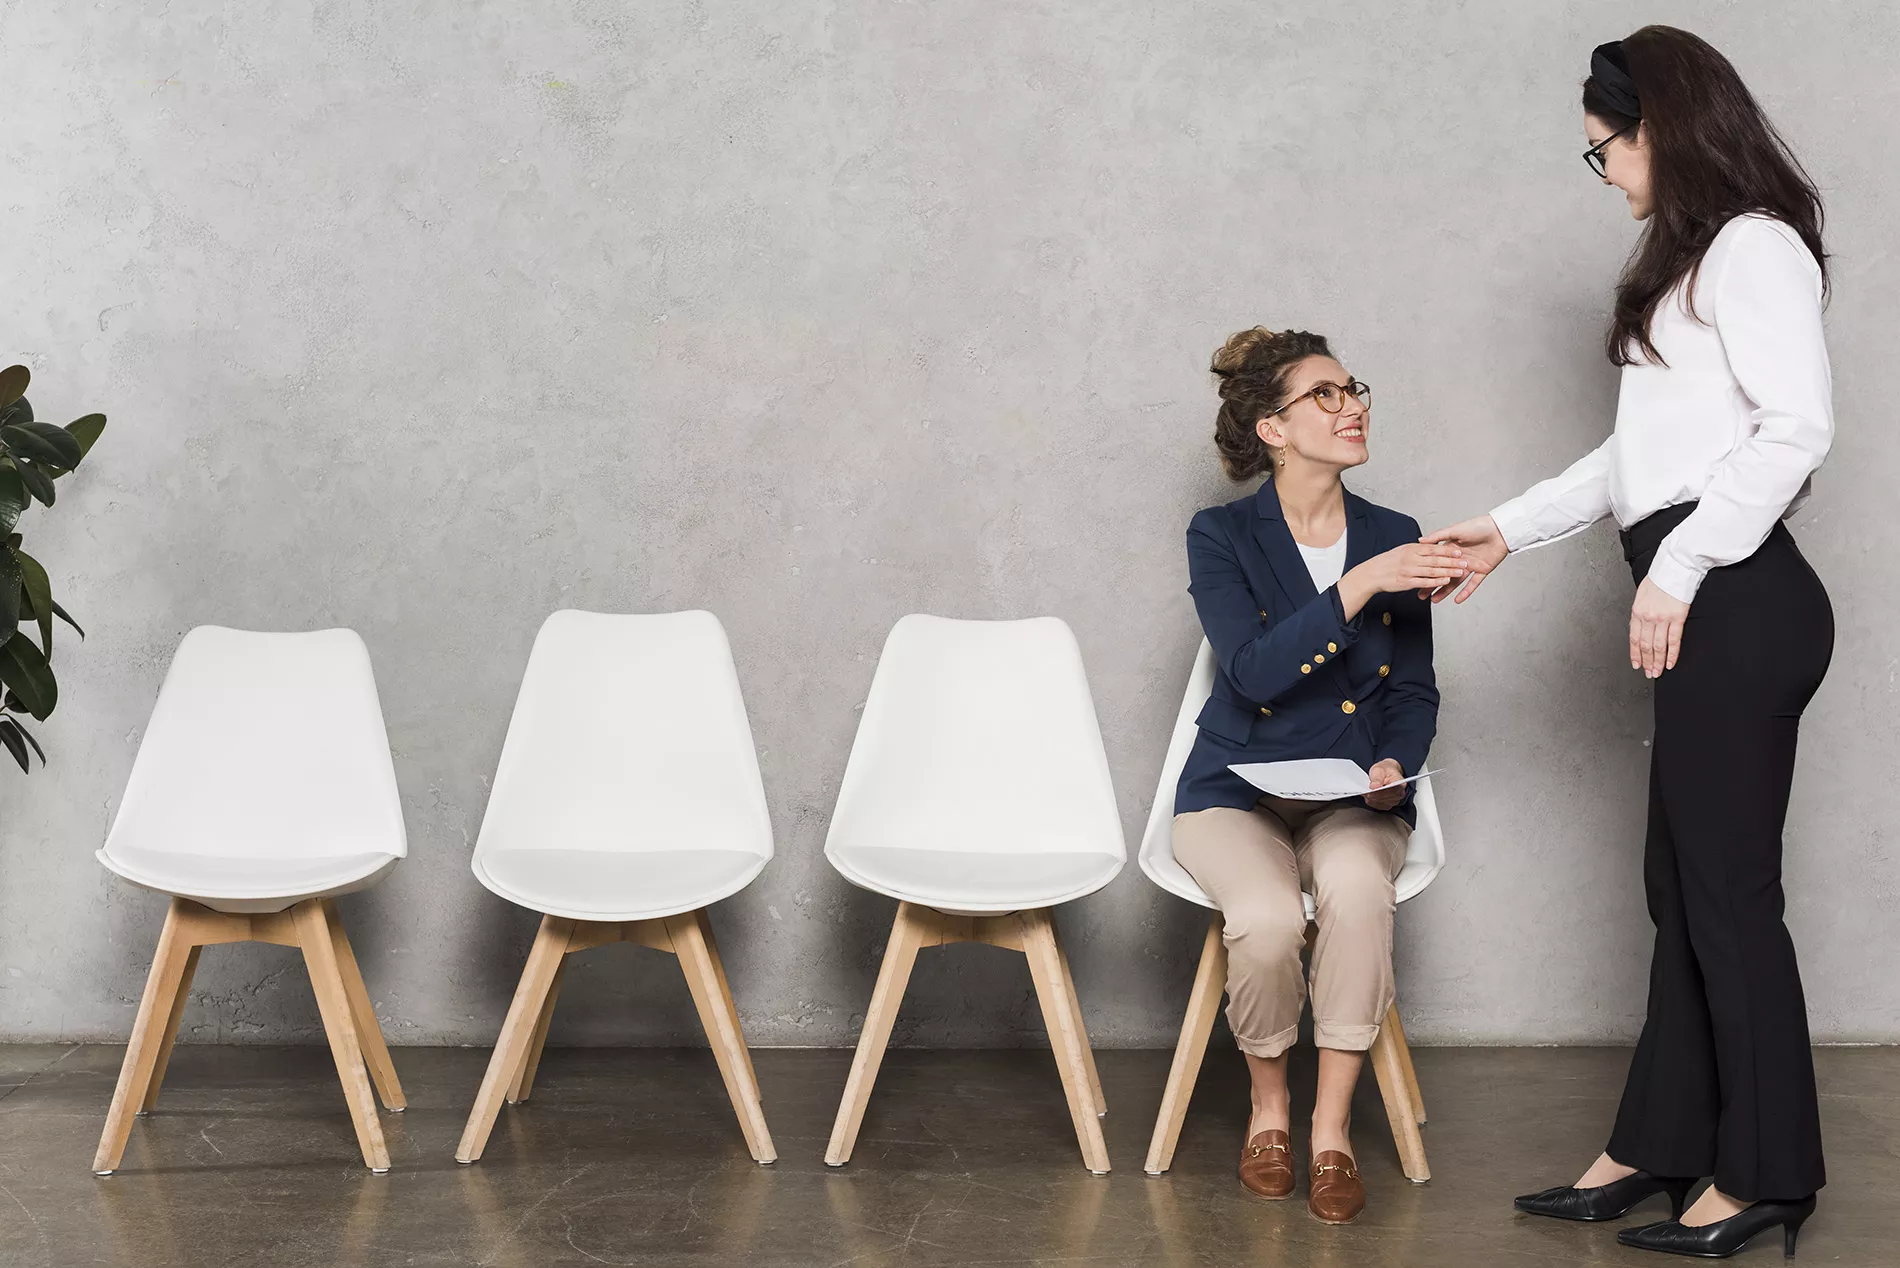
[1488,213,1832,603]
[1296,533,1348,592]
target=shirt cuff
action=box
[1487,500,1536,553]
[1645,544,1705,604]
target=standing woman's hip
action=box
[1621,501,1834,712]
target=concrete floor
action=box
[0,1043,1893,1266]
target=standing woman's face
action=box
[1586,112,1653,219]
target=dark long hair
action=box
[1585,25,1827,365]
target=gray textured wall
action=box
[3,1,1895,1050]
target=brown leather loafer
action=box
[1239,1129,1295,1200]
[1308,1150,1366,1224]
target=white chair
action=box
[454,610,776,1166]
[1139,638,1443,1180]
[823,614,1126,1174]
[92,626,409,1175]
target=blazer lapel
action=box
[1342,489,1378,573]
[1331,491,1379,691]
[1251,479,1318,608]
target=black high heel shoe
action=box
[1616,1194,1816,1259]
[1513,1171,1698,1222]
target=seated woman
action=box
[1173,327,1461,1224]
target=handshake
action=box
[1335,515,1511,621]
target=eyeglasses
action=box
[1274,379,1371,417]
[1583,125,1635,178]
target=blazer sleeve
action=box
[1187,512,1363,707]
[1375,517,1439,776]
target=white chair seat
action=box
[1138,640,1446,922]
[94,846,398,914]
[474,847,768,923]
[829,844,1122,913]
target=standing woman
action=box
[1427,27,1834,1259]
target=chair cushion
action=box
[475,847,767,921]
[96,847,397,912]
[828,846,1121,912]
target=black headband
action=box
[1590,40,1642,120]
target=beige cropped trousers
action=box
[1172,798,1409,1059]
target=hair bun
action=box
[1206,326,1334,482]
[1210,326,1282,380]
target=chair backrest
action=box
[472,609,772,862]
[102,626,406,863]
[823,614,1125,866]
[1137,638,1445,910]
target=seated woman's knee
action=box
[1224,895,1308,967]
[1311,852,1396,928]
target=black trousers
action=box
[1606,502,1833,1201]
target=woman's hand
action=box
[1338,542,1468,619]
[1418,515,1510,603]
[1631,577,1690,678]
[1364,758,1407,811]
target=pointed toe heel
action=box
[1615,1194,1817,1259]
[1513,1170,1702,1223]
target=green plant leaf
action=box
[0,422,82,470]
[9,713,44,764]
[51,599,84,639]
[66,414,106,461]
[0,718,29,771]
[0,548,18,646]
[0,466,24,536]
[14,461,54,507]
[0,397,31,428]
[12,548,52,654]
[0,366,27,410]
[0,631,56,720]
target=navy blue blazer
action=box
[1175,480,1440,825]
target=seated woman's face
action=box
[1260,355,1372,472]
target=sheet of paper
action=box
[1228,757,1440,802]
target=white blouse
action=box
[1296,533,1348,592]
[1489,213,1833,602]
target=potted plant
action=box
[0,363,107,771]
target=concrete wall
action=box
[3,1,1895,1049]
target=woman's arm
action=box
[1488,436,1616,553]
[1421,439,1614,603]
[1646,218,1832,604]
[1187,516,1360,707]
[1188,513,1465,707]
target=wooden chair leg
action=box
[1144,911,1227,1175]
[1369,1005,1429,1183]
[138,944,202,1115]
[1051,924,1105,1118]
[293,899,390,1172]
[94,900,199,1174]
[667,909,776,1163]
[456,915,574,1164]
[507,958,564,1105]
[325,901,406,1112]
[1019,908,1112,1174]
[700,919,761,1103]
[825,902,929,1167]
[1387,1001,1425,1124]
